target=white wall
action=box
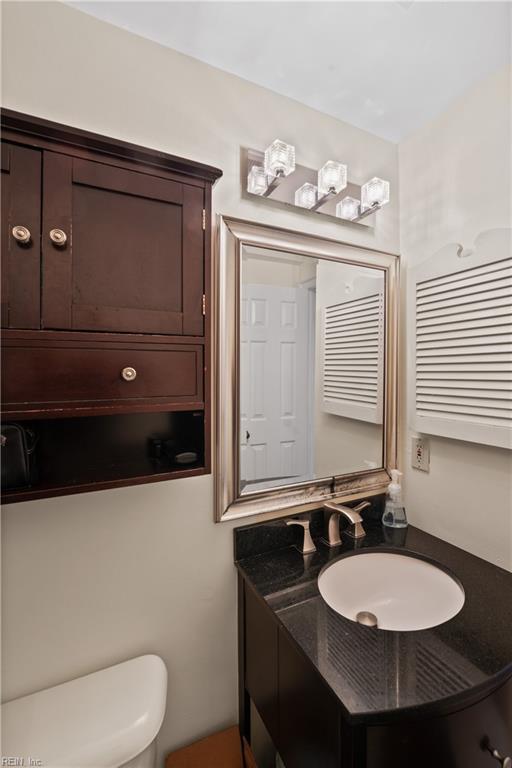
[399,66,512,571]
[0,2,399,763]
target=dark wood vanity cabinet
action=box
[278,624,342,768]
[365,680,512,768]
[243,581,342,768]
[1,110,222,502]
[245,574,280,747]
[240,578,512,768]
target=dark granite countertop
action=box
[235,511,512,725]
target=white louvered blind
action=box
[412,253,512,449]
[322,291,384,424]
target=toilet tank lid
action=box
[1,654,168,768]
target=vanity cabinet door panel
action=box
[245,584,279,746]
[278,627,341,768]
[1,142,42,329]
[41,153,204,336]
[365,676,512,768]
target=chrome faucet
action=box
[286,518,317,555]
[323,501,371,545]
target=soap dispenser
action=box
[382,469,408,528]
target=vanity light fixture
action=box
[247,165,269,196]
[248,139,297,197]
[310,160,348,211]
[245,140,390,225]
[318,160,347,197]
[295,182,318,209]
[361,177,390,212]
[336,196,361,221]
[264,139,296,179]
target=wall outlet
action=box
[411,436,430,472]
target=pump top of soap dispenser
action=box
[388,469,403,500]
[382,469,407,529]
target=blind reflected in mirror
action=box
[239,245,385,496]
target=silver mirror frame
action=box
[214,216,400,523]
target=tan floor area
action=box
[166,726,258,768]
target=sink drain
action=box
[356,611,379,628]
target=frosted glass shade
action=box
[295,183,318,209]
[361,177,390,211]
[336,196,361,221]
[247,165,268,195]
[264,139,296,178]
[318,161,347,196]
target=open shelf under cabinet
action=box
[1,409,207,504]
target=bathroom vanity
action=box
[235,511,512,768]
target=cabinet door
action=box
[245,583,279,746]
[1,142,42,329]
[278,627,341,768]
[366,676,512,768]
[41,153,204,336]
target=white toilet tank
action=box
[1,654,168,768]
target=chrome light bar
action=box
[246,140,390,226]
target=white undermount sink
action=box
[318,551,465,631]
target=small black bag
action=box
[1,423,37,490]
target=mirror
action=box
[215,218,399,522]
[240,246,385,495]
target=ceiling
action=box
[69,1,510,142]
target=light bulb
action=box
[318,160,347,196]
[295,183,318,209]
[247,165,269,195]
[264,139,296,178]
[361,177,390,211]
[336,196,360,221]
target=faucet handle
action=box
[347,518,366,540]
[286,519,317,555]
[352,500,371,515]
[349,501,371,538]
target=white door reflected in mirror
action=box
[239,245,385,495]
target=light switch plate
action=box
[411,436,430,472]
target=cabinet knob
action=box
[491,751,512,768]
[486,742,512,768]
[121,367,137,382]
[12,225,31,244]
[49,228,68,247]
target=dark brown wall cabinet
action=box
[1,110,222,503]
[41,154,204,336]
[240,579,512,768]
[1,142,42,329]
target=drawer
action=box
[2,340,203,407]
[366,675,512,768]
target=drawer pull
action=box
[49,228,68,247]
[486,744,512,768]
[491,752,511,768]
[12,225,31,244]
[121,367,137,382]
